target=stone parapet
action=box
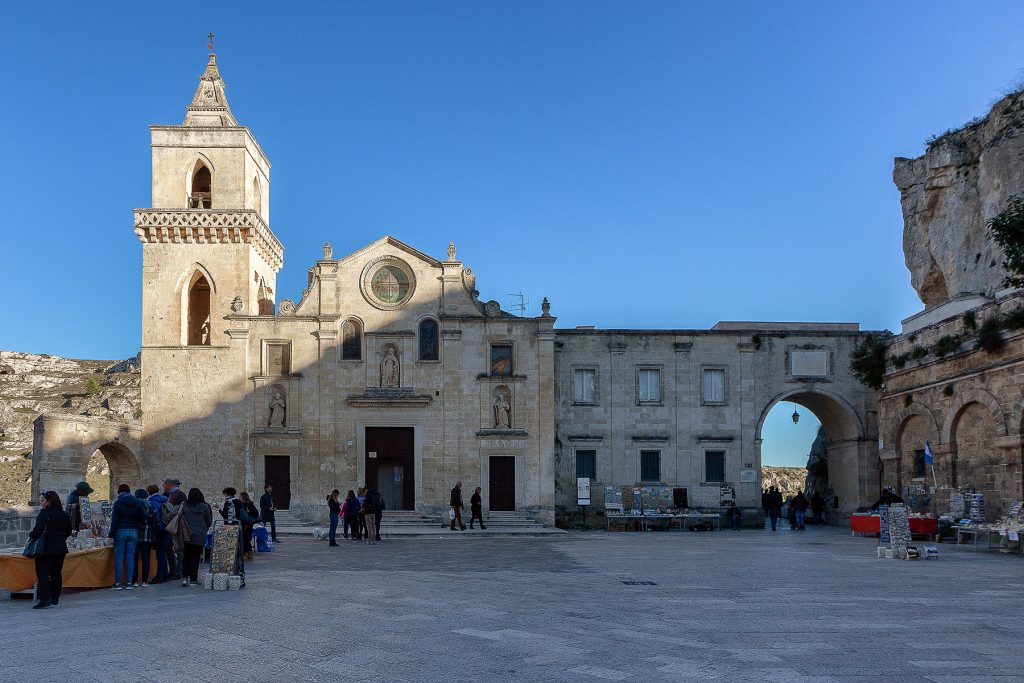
[0,507,38,549]
[133,208,283,272]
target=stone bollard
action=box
[212,573,229,591]
[202,573,214,590]
[227,575,242,591]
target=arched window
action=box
[253,176,262,215]
[190,163,212,208]
[341,319,362,360]
[418,319,439,361]
[187,272,212,346]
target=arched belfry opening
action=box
[187,271,212,345]
[189,161,212,208]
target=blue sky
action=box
[2,3,1022,465]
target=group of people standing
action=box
[326,486,383,546]
[26,477,284,609]
[761,487,825,531]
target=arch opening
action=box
[85,442,142,500]
[189,162,212,208]
[757,390,868,523]
[187,272,212,346]
[950,401,1012,518]
[341,319,362,360]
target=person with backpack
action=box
[108,483,145,590]
[239,492,260,560]
[343,490,360,541]
[147,484,170,583]
[133,488,157,587]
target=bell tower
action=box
[134,42,283,348]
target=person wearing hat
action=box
[66,481,94,533]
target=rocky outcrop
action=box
[894,90,1024,307]
[0,351,141,457]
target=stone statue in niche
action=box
[380,347,400,388]
[268,388,286,428]
[494,393,511,429]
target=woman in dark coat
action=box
[239,492,259,560]
[28,490,72,609]
[179,488,213,587]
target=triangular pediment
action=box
[335,236,444,268]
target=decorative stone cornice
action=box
[133,209,283,272]
[346,388,433,408]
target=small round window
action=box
[371,265,411,304]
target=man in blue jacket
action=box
[146,484,170,583]
[108,484,145,590]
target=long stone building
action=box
[31,50,884,525]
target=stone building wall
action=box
[0,507,37,549]
[554,324,881,525]
[879,292,1024,518]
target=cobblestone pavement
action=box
[3,526,1023,682]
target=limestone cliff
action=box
[894,90,1024,307]
[0,351,140,504]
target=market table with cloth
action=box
[849,514,938,536]
[0,546,158,593]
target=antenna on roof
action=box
[507,291,529,316]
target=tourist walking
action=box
[162,478,187,580]
[450,481,466,531]
[469,486,486,529]
[65,481,94,533]
[766,486,783,531]
[726,504,742,530]
[147,484,170,583]
[371,487,384,541]
[811,492,825,524]
[260,483,280,543]
[109,483,145,590]
[133,488,156,587]
[239,492,259,560]
[792,490,810,531]
[343,490,360,541]
[327,489,341,547]
[180,488,212,586]
[362,487,379,544]
[28,490,72,609]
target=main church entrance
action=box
[366,427,415,510]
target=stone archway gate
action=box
[32,414,142,500]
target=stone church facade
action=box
[31,51,886,525]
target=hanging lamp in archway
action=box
[791,405,800,424]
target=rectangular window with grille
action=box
[638,369,661,403]
[640,450,661,482]
[705,450,726,483]
[576,450,596,479]
[574,369,595,403]
[703,368,725,404]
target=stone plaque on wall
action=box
[790,350,829,377]
[267,343,290,376]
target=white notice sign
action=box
[577,477,591,506]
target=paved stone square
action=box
[3,527,1022,682]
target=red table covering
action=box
[849,515,938,534]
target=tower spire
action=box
[183,34,238,127]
